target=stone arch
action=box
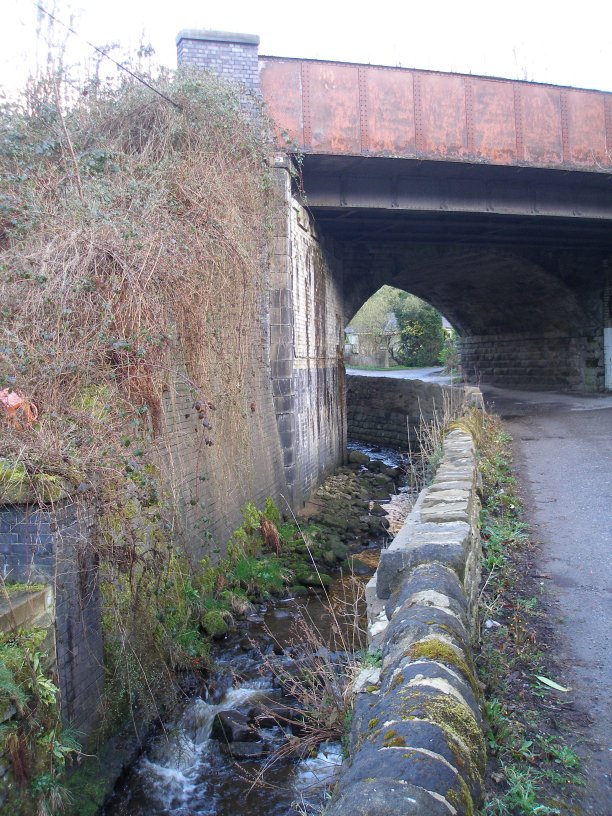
[341,243,598,389]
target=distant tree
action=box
[394,293,445,366]
[346,285,404,361]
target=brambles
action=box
[1,61,278,813]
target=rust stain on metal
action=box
[606,95,612,158]
[259,58,304,147]
[560,89,571,164]
[358,66,369,152]
[301,62,312,148]
[567,90,606,166]
[367,67,416,155]
[413,72,424,154]
[464,76,475,157]
[259,57,612,172]
[472,78,516,163]
[521,85,563,165]
[306,62,361,153]
[419,73,468,158]
[513,84,525,161]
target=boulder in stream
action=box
[225,740,270,758]
[348,450,370,466]
[211,710,260,743]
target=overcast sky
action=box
[1,0,611,94]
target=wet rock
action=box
[367,517,388,536]
[296,570,332,587]
[205,671,233,704]
[211,710,259,743]
[348,451,371,466]
[177,670,205,697]
[348,556,373,577]
[202,609,229,638]
[369,502,388,517]
[249,700,293,729]
[224,740,270,758]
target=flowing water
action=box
[102,591,348,816]
[103,443,408,816]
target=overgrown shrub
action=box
[0,65,277,812]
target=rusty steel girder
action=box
[259,57,612,173]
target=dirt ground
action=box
[482,386,612,815]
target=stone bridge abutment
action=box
[176,28,612,509]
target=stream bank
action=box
[98,444,412,816]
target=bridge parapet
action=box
[259,56,612,173]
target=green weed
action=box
[476,414,584,814]
[485,765,560,815]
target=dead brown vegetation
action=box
[0,68,272,511]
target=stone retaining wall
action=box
[327,427,484,816]
[458,330,604,392]
[0,501,103,737]
[347,375,479,449]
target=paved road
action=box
[346,366,454,383]
[482,386,612,814]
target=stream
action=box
[102,595,346,816]
[102,444,409,816]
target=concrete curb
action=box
[327,427,484,816]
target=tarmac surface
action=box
[347,368,611,808]
[481,385,612,814]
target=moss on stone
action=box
[389,671,404,691]
[1,581,46,596]
[0,458,69,503]
[408,637,479,695]
[381,728,407,748]
[383,734,406,748]
[201,609,229,638]
[368,717,379,730]
[447,775,474,816]
[397,687,485,777]
[423,695,486,773]
[122,499,140,520]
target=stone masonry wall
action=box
[0,502,103,737]
[176,30,260,94]
[268,159,346,508]
[158,351,287,557]
[328,427,484,816]
[459,330,604,391]
[347,374,478,449]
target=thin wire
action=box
[33,2,182,110]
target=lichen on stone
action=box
[407,636,479,694]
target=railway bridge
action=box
[177,30,612,504]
